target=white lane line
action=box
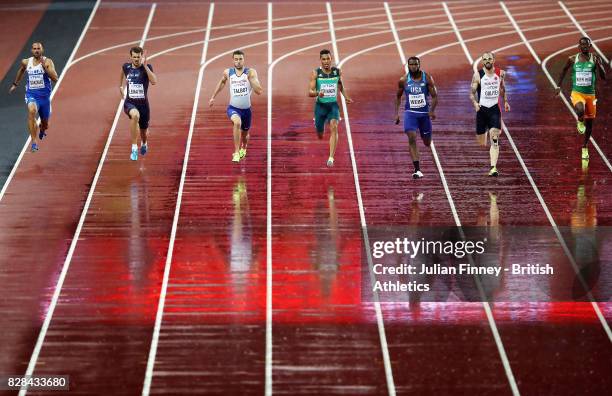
[327,3,396,395]
[442,2,473,64]
[18,4,157,396]
[498,6,612,338]
[0,0,101,204]
[140,4,214,395]
[499,4,612,172]
[435,5,520,396]
[500,2,542,63]
[266,5,273,396]
[558,1,610,65]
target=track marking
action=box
[266,5,273,396]
[442,2,473,64]
[18,5,157,395]
[0,0,101,204]
[140,4,214,395]
[558,1,610,65]
[327,3,396,395]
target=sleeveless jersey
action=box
[477,68,501,108]
[572,53,596,95]
[229,67,252,109]
[25,57,52,98]
[315,67,340,104]
[404,71,430,113]
[123,62,153,104]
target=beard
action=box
[485,63,493,70]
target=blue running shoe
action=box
[39,130,47,140]
[31,143,39,152]
[140,143,147,156]
[130,147,138,161]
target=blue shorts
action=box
[404,111,432,137]
[25,94,51,120]
[227,105,252,131]
[124,101,150,129]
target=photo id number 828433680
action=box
[0,375,69,391]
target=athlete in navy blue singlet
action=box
[394,56,438,179]
[9,42,58,152]
[120,46,157,161]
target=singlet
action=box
[25,57,52,98]
[123,62,152,104]
[229,67,252,109]
[315,67,340,104]
[477,68,502,108]
[572,53,596,95]
[404,71,430,113]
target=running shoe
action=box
[232,152,240,163]
[327,157,334,168]
[31,142,39,152]
[140,143,148,156]
[577,121,586,135]
[39,130,46,140]
[239,148,247,159]
[582,147,589,160]
[412,170,424,179]
[488,166,498,177]
[130,147,138,161]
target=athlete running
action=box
[470,52,510,177]
[556,37,607,161]
[8,42,58,152]
[120,46,157,161]
[308,49,353,168]
[209,50,263,163]
[394,56,438,179]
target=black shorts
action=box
[476,104,501,135]
[124,101,150,129]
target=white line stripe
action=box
[327,3,396,395]
[558,1,610,65]
[500,2,541,63]
[432,5,520,396]
[384,3,406,66]
[442,2,473,64]
[140,4,214,396]
[0,0,101,204]
[18,4,157,395]
[265,5,273,396]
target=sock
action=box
[413,161,420,172]
[132,144,138,150]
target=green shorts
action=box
[314,101,340,133]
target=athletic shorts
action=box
[403,111,432,138]
[227,105,252,131]
[314,101,340,133]
[476,104,501,135]
[25,94,51,120]
[124,101,150,129]
[571,91,596,119]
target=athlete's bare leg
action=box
[129,108,140,145]
[27,102,39,143]
[328,119,338,159]
[231,114,241,154]
[489,128,500,167]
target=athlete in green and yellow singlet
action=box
[556,37,607,161]
[308,49,353,168]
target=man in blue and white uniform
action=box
[120,46,157,161]
[9,42,58,152]
[209,50,263,163]
[394,56,438,179]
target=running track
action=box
[0,1,610,395]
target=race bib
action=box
[232,83,249,97]
[408,93,426,108]
[319,83,337,98]
[28,74,45,89]
[576,71,592,87]
[128,83,145,99]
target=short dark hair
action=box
[320,49,332,58]
[407,56,420,64]
[579,36,591,45]
[233,50,245,57]
[130,46,143,55]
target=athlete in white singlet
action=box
[209,50,263,163]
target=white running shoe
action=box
[412,170,424,179]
